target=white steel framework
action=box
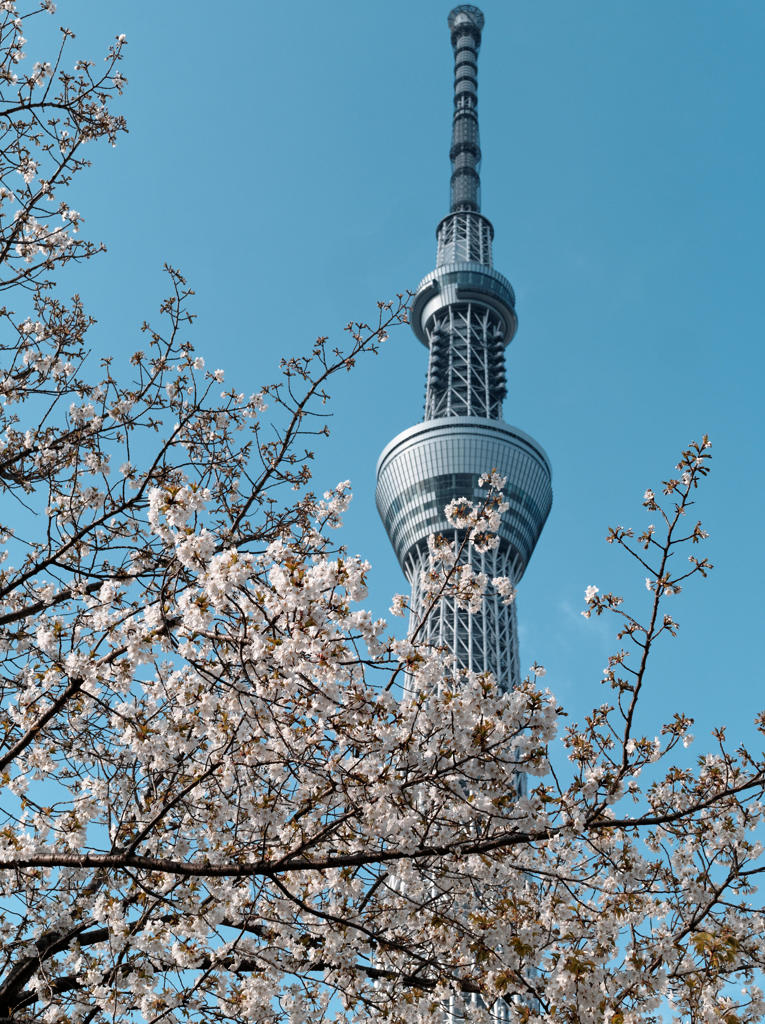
[407,538,520,689]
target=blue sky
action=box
[37,2,764,757]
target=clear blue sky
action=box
[38,2,764,755]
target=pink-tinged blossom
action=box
[30,60,51,86]
[491,575,516,605]
[444,495,474,528]
[478,470,507,490]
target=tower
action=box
[376,5,552,693]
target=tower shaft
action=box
[424,301,506,419]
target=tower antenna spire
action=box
[447,5,485,212]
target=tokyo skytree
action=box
[376,5,552,698]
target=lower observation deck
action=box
[376,417,552,581]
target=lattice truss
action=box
[406,537,520,693]
[407,533,524,1024]
[425,302,507,420]
[446,994,513,1024]
[437,211,493,266]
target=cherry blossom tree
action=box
[0,5,763,1024]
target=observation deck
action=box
[376,418,551,581]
